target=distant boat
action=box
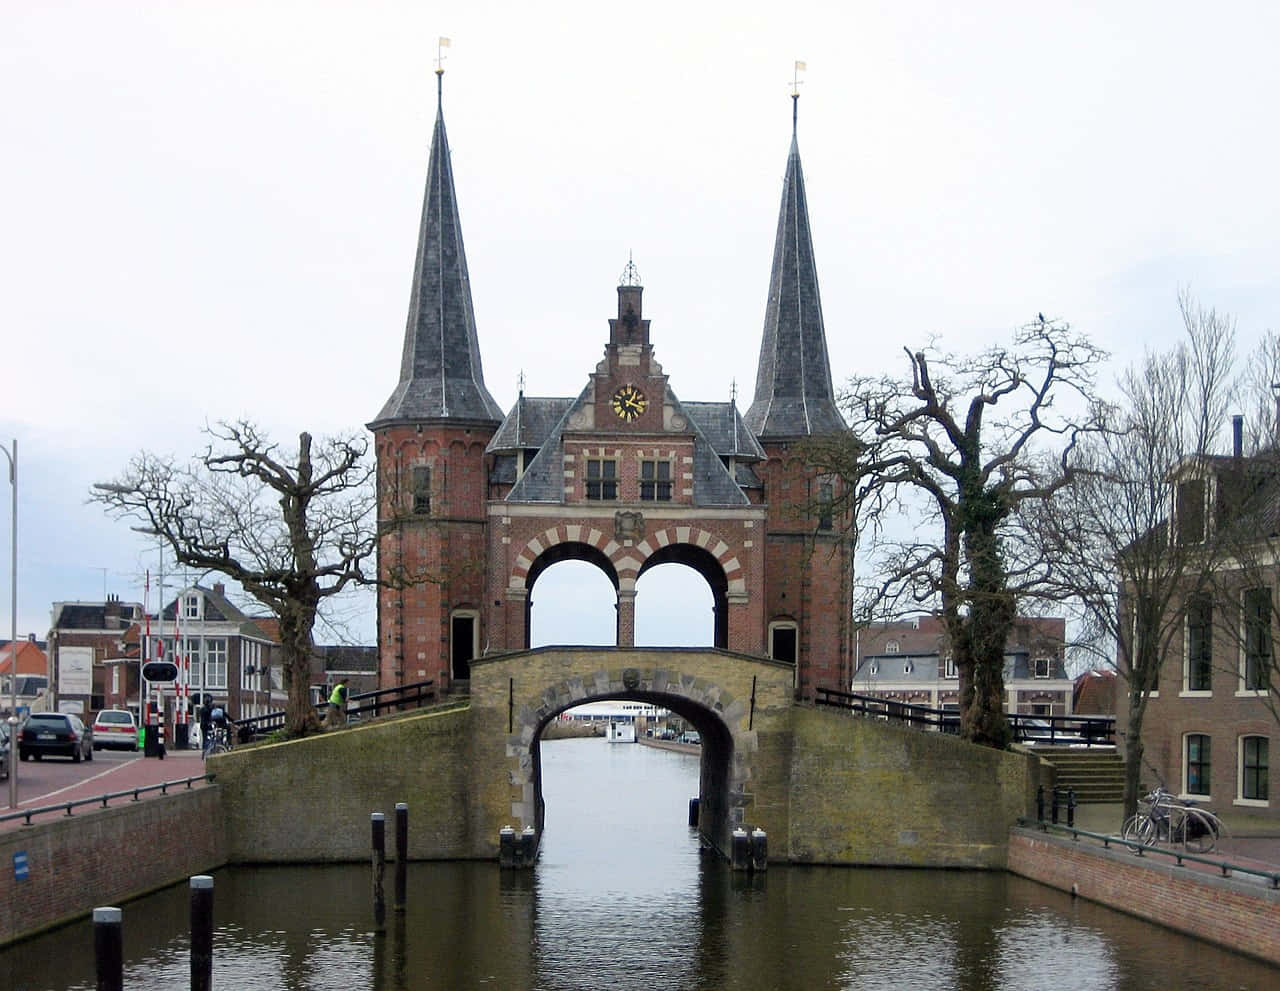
[606,721,636,743]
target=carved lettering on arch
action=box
[614,510,644,544]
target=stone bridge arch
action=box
[508,525,748,649]
[469,646,795,858]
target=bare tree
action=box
[93,421,407,737]
[1031,300,1237,819]
[811,319,1108,748]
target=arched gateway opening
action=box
[470,647,795,860]
[531,690,733,846]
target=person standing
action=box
[326,678,348,729]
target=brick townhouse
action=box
[853,614,1073,716]
[1117,428,1278,819]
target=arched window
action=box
[1184,733,1211,797]
[885,640,900,654]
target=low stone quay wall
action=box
[0,787,226,947]
[1008,827,1280,967]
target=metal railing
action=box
[235,679,437,742]
[814,687,1116,746]
[1018,817,1280,890]
[0,773,211,827]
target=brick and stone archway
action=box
[507,524,743,651]
[468,646,796,859]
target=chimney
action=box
[213,582,226,597]
[1233,414,1243,460]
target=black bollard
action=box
[1051,787,1061,825]
[394,803,408,913]
[371,812,386,933]
[190,875,214,991]
[730,827,750,871]
[750,828,768,873]
[1067,788,1076,829]
[93,906,123,991]
[688,797,700,827]
[519,826,537,867]
[1035,784,1045,823]
[499,826,516,869]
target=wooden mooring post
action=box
[190,875,214,991]
[371,812,387,933]
[394,803,408,913]
[93,906,123,991]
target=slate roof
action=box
[744,102,846,440]
[503,386,751,507]
[370,74,503,428]
[487,396,576,454]
[682,402,767,462]
[51,602,144,630]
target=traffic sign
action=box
[142,661,179,683]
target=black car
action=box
[18,713,94,762]
[0,722,9,779]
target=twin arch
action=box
[511,524,744,649]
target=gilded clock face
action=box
[611,384,647,421]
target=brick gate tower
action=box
[371,75,852,698]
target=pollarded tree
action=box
[811,320,1108,748]
[93,420,416,737]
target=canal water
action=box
[3,737,1277,990]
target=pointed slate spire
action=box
[744,95,845,440]
[371,71,503,427]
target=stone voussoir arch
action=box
[509,523,745,595]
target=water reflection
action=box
[1,738,1276,990]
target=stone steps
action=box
[1032,747,1125,804]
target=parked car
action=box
[92,709,138,751]
[678,731,701,745]
[0,723,9,779]
[18,712,94,762]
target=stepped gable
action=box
[744,96,845,440]
[370,71,503,427]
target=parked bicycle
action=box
[1121,786,1224,854]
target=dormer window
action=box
[182,594,200,620]
[1033,656,1052,679]
[1176,478,1206,544]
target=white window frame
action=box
[1181,595,1214,697]
[1238,587,1273,696]
[1182,732,1212,800]
[1032,656,1052,679]
[182,593,201,620]
[1236,735,1270,807]
[768,620,799,665]
[943,654,957,679]
[885,640,900,654]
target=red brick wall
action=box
[1008,829,1280,966]
[0,787,226,946]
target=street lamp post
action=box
[3,439,18,810]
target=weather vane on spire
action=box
[791,60,806,98]
[435,36,451,75]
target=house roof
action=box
[0,639,48,677]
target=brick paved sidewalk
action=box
[0,747,208,833]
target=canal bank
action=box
[3,738,1277,990]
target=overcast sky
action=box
[3,2,1277,646]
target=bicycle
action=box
[203,724,233,758]
[1121,786,1224,854]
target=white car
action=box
[92,709,139,751]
